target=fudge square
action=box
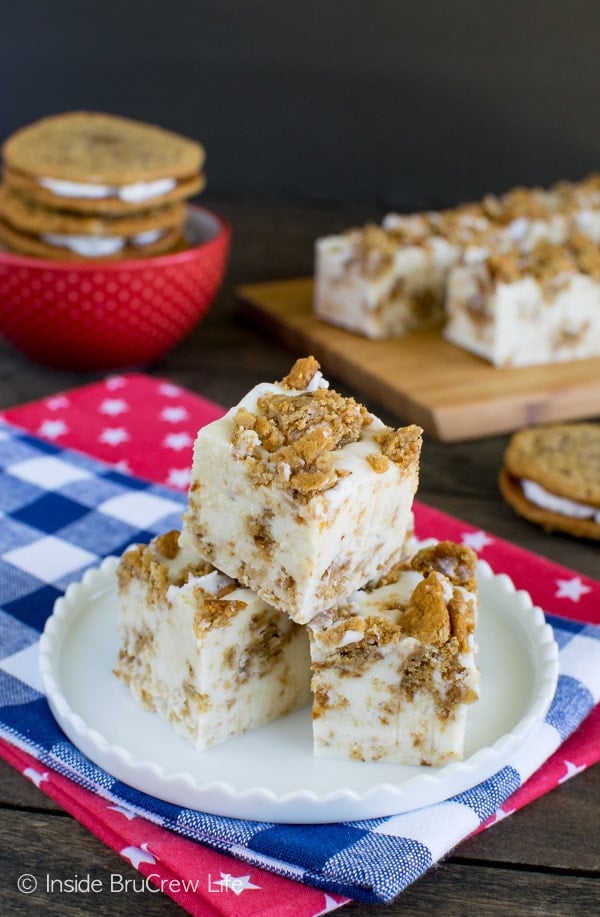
[115,531,311,750]
[444,233,600,367]
[307,541,480,766]
[180,356,422,623]
[314,218,457,340]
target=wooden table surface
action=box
[0,198,598,916]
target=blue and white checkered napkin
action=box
[1,417,599,904]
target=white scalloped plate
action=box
[40,557,558,823]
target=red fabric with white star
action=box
[4,374,225,492]
[1,740,339,917]
[1,372,598,915]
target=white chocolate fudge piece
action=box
[444,234,600,367]
[312,199,552,341]
[314,218,456,339]
[308,541,479,766]
[180,356,422,623]
[313,177,600,342]
[115,531,311,750]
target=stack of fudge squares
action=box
[315,175,600,367]
[116,357,480,767]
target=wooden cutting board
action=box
[238,277,600,442]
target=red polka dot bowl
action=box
[0,205,230,370]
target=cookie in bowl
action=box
[499,422,600,540]
[0,111,228,369]
[0,205,230,369]
[0,111,206,259]
[0,183,185,259]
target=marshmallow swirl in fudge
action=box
[115,531,311,750]
[308,541,480,767]
[180,356,422,623]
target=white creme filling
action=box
[38,176,177,203]
[522,478,600,523]
[40,229,165,256]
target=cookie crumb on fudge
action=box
[180,357,422,623]
[115,531,311,749]
[314,173,600,367]
[307,541,479,766]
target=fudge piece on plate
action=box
[307,541,480,767]
[115,531,311,750]
[180,356,422,623]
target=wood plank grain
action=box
[455,765,600,871]
[0,760,65,813]
[346,863,600,916]
[239,277,600,442]
[0,810,183,916]
[1,806,597,917]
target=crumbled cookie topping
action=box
[366,453,390,473]
[486,232,600,284]
[229,359,422,500]
[400,573,452,646]
[375,424,423,471]
[313,543,476,658]
[153,530,180,560]
[281,355,321,390]
[338,175,600,291]
[231,383,422,499]
[571,232,600,279]
[400,570,475,653]
[317,617,402,676]
[436,203,491,246]
[410,541,477,593]
[117,543,169,601]
[492,187,553,222]
[385,204,494,250]
[258,389,370,446]
[384,213,432,244]
[117,533,214,602]
[193,592,248,632]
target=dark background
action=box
[2,1,599,211]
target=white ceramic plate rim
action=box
[39,555,558,823]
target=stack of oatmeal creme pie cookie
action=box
[0,111,205,260]
[500,422,600,541]
[116,356,481,767]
